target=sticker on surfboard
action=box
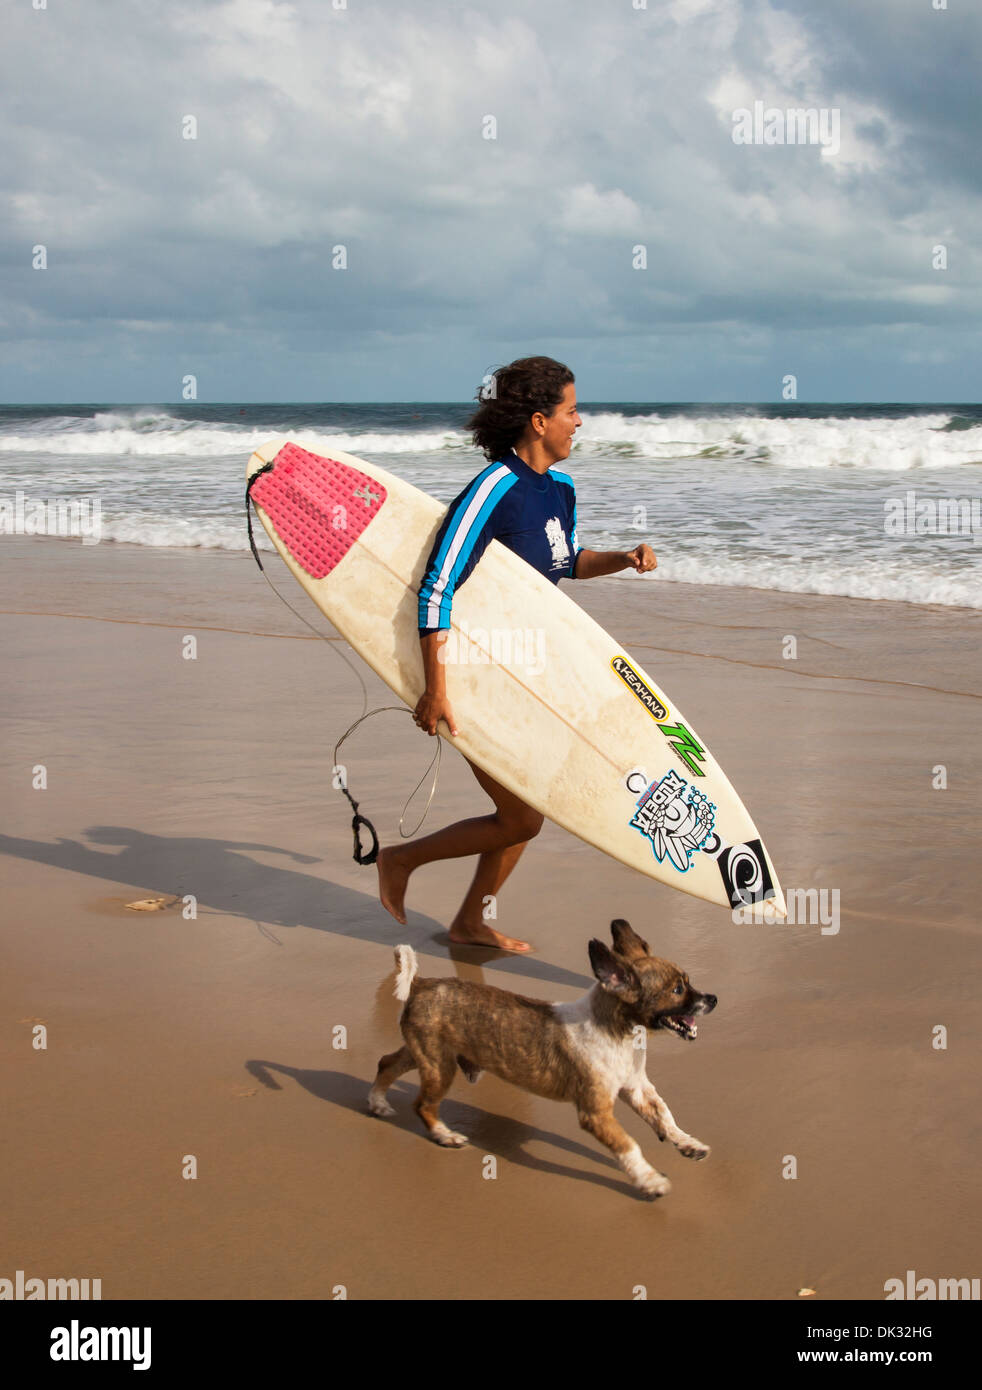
[610,655,669,721]
[612,656,710,777]
[622,767,775,904]
[628,768,716,873]
[715,840,775,907]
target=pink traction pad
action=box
[250,443,388,579]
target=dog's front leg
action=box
[578,1103,671,1199]
[620,1082,710,1161]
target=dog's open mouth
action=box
[658,1014,697,1041]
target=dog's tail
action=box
[393,945,419,1001]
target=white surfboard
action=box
[247,437,786,914]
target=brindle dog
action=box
[368,919,717,1199]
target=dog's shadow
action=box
[245,1059,651,1200]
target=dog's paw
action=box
[678,1138,710,1161]
[637,1170,672,1200]
[367,1093,395,1118]
[433,1127,469,1148]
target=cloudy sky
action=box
[2,0,979,403]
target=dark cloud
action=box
[1,0,978,402]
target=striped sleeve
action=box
[550,469,584,578]
[417,464,519,632]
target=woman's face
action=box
[541,382,582,461]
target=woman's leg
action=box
[446,763,541,950]
[376,759,543,950]
[446,837,534,950]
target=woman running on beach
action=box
[376,356,657,952]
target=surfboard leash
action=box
[333,710,442,865]
[245,463,275,571]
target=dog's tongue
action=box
[681,1015,695,1027]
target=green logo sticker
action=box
[659,723,707,778]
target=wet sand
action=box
[1,534,980,1300]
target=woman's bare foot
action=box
[447,918,532,953]
[376,847,411,925]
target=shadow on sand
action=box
[0,824,593,990]
[245,1059,644,1199]
[2,825,633,1191]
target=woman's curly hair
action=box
[467,356,575,462]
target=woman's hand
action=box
[416,631,459,735]
[624,543,657,573]
[414,690,459,737]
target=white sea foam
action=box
[25,515,969,610]
[0,419,471,458]
[4,406,979,609]
[573,411,982,470]
[2,409,982,469]
[96,515,266,551]
[652,552,981,610]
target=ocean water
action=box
[1,402,980,609]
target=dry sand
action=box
[2,534,980,1300]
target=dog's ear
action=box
[610,919,650,960]
[589,939,642,1000]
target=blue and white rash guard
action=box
[418,450,583,634]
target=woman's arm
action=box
[573,543,657,579]
[415,466,519,737]
[414,631,459,736]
